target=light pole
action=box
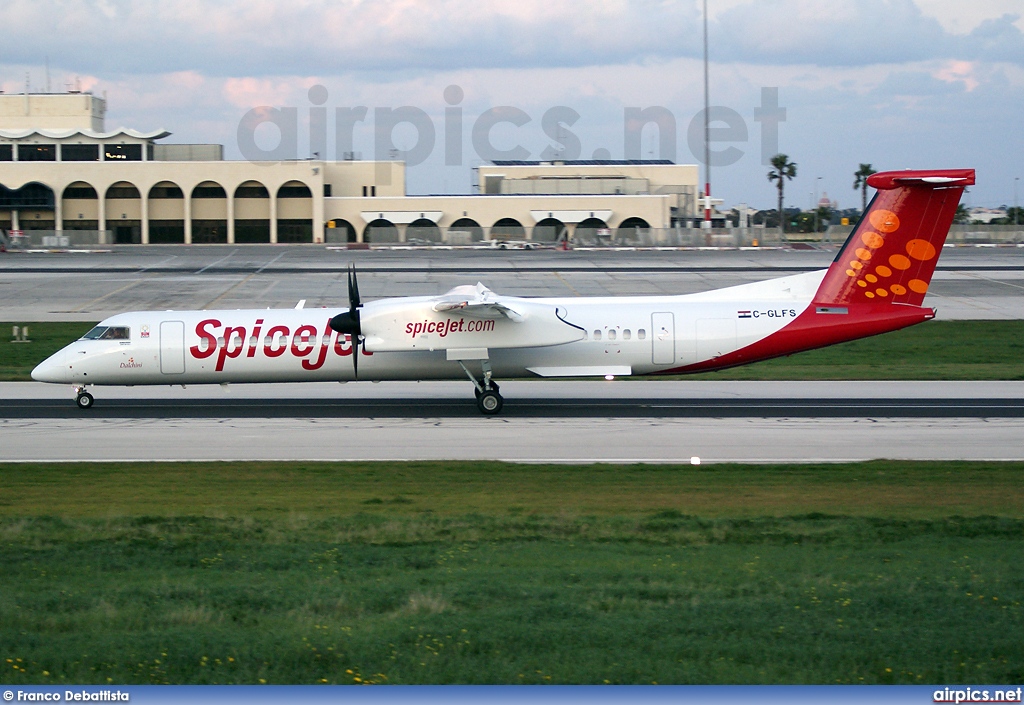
[702,0,711,229]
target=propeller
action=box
[329,264,363,377]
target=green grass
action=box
[680,319,1024,381]
[0,460,1021,519]
[0,322,95,381]
[1,461,1022,685]
[3,320,1023,381]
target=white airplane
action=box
[32,168,974,415]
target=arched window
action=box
[533,217,565,242]
[407,218,441,244]
[364,218,398,243]
[491,217,525,239]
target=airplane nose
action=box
[31,349,68,383]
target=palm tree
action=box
[853,163,876,213]
[767,154,797,236]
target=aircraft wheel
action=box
[476,390,503,415]
[76,392,95,410]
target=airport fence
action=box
[365,225,781,248]
[4,225,1021,249]
[822,224,1024,246]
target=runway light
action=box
[604,374,615,380]
[690,456,701,465]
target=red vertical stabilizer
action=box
[815,169,974,307]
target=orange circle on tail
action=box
[906,239,937,261]
[864,291,875,299]
[909,279,929,294]
[846,269,856,277]
[855,248,872,261]
[865,274,877,283]
[876,265,892,277]
[861,232,884,249]
[869,209,900,233]
[850,260,863,270]
[876,288,888,297]
[889,254,912,270]
[891,284,907,295]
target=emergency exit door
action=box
[160,321,185,374]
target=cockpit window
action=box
[82,326,108,339]
[100,327,131,340]
[82,326,130,340]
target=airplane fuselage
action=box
[34,270,834,387]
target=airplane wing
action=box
[430,283,524,321]
[359,282,584,353]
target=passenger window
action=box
[594,330,602,341]
[608,329,617,341]
[623,329,631,340]
[99,326,130,340]
[638,329,647,340]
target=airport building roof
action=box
[0,128,172,141]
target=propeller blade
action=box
[349,264,361,309]
[332,264,362,380]
[331,264,363,336]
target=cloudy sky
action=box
[2,0,1022,210]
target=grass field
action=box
[2,320,1022,381]
[1,461,1021,685]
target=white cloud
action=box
[914,0,1024,34]
[1,0,1022,207]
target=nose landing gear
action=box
[74,386,94,410]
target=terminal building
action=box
[1,91,699,245]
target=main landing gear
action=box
[74,386,94,410]
[458,360,504,415]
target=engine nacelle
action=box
[358,297,584,353]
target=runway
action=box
[4,381,1024,462]
[5,396,1024,419]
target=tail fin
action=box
[815,169,974,307]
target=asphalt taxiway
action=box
[2,245,1022,321]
